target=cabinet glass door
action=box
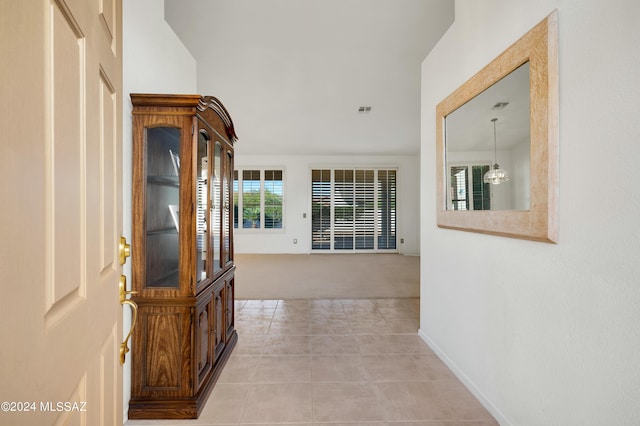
[145,126,180,288]
[212,142,222,274]
[196,131,210,284]
[224,150,233,265]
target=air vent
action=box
[492,102,509,109]
[358,106,372,113]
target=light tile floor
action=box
[126,298,497,426]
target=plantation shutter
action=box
[264,169,283,228]
[242,170,261,228]
[377,170,396,249]
[355,170,375,249]
[311,168,397,252]
[311,169,331,249]
[334,169,354,249]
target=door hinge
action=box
[192,125,195,135]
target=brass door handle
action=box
[120,299,138,365]
[119,275,138,303]
[119,275,138,365]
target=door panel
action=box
[49,0,85,310]
[0,0,123,424]
[99,73,118,272]
[213,287,225,360]
[225,278,235,339]
[195,294,214,388]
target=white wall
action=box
[235,154,420,255]
[122,0,196,421]
[510,140,530,209]
[421,1,640,425]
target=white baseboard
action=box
[418,328,511,426]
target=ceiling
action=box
[164,0,455,156]
[446,62,531,153]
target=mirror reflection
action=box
[445,62,530,211]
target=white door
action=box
[0,0,124,424]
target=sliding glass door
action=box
[312,168,396,252]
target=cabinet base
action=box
[128,331,238,420]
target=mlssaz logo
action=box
[40,401,87,412]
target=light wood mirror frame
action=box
[436,11,559,243]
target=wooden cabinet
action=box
[128,94,238,419]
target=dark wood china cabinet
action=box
[128,94,237,419]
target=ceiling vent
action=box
[492,102,509,109]
[358,106,372,114]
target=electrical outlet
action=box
[293,238,298,244]
[400,238,404,244]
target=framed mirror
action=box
[436,11,558,243]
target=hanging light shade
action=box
[484,118,510,184]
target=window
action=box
[264,170,283,228]
[233,168,283,229]
[312,168,396,251]
[449,164,491,210]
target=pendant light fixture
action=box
[483,118,510,184]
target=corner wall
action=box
[122,0,197,421]
[420,1,640,424]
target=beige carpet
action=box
[234,253,420,300]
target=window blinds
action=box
[312,168,396,251]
